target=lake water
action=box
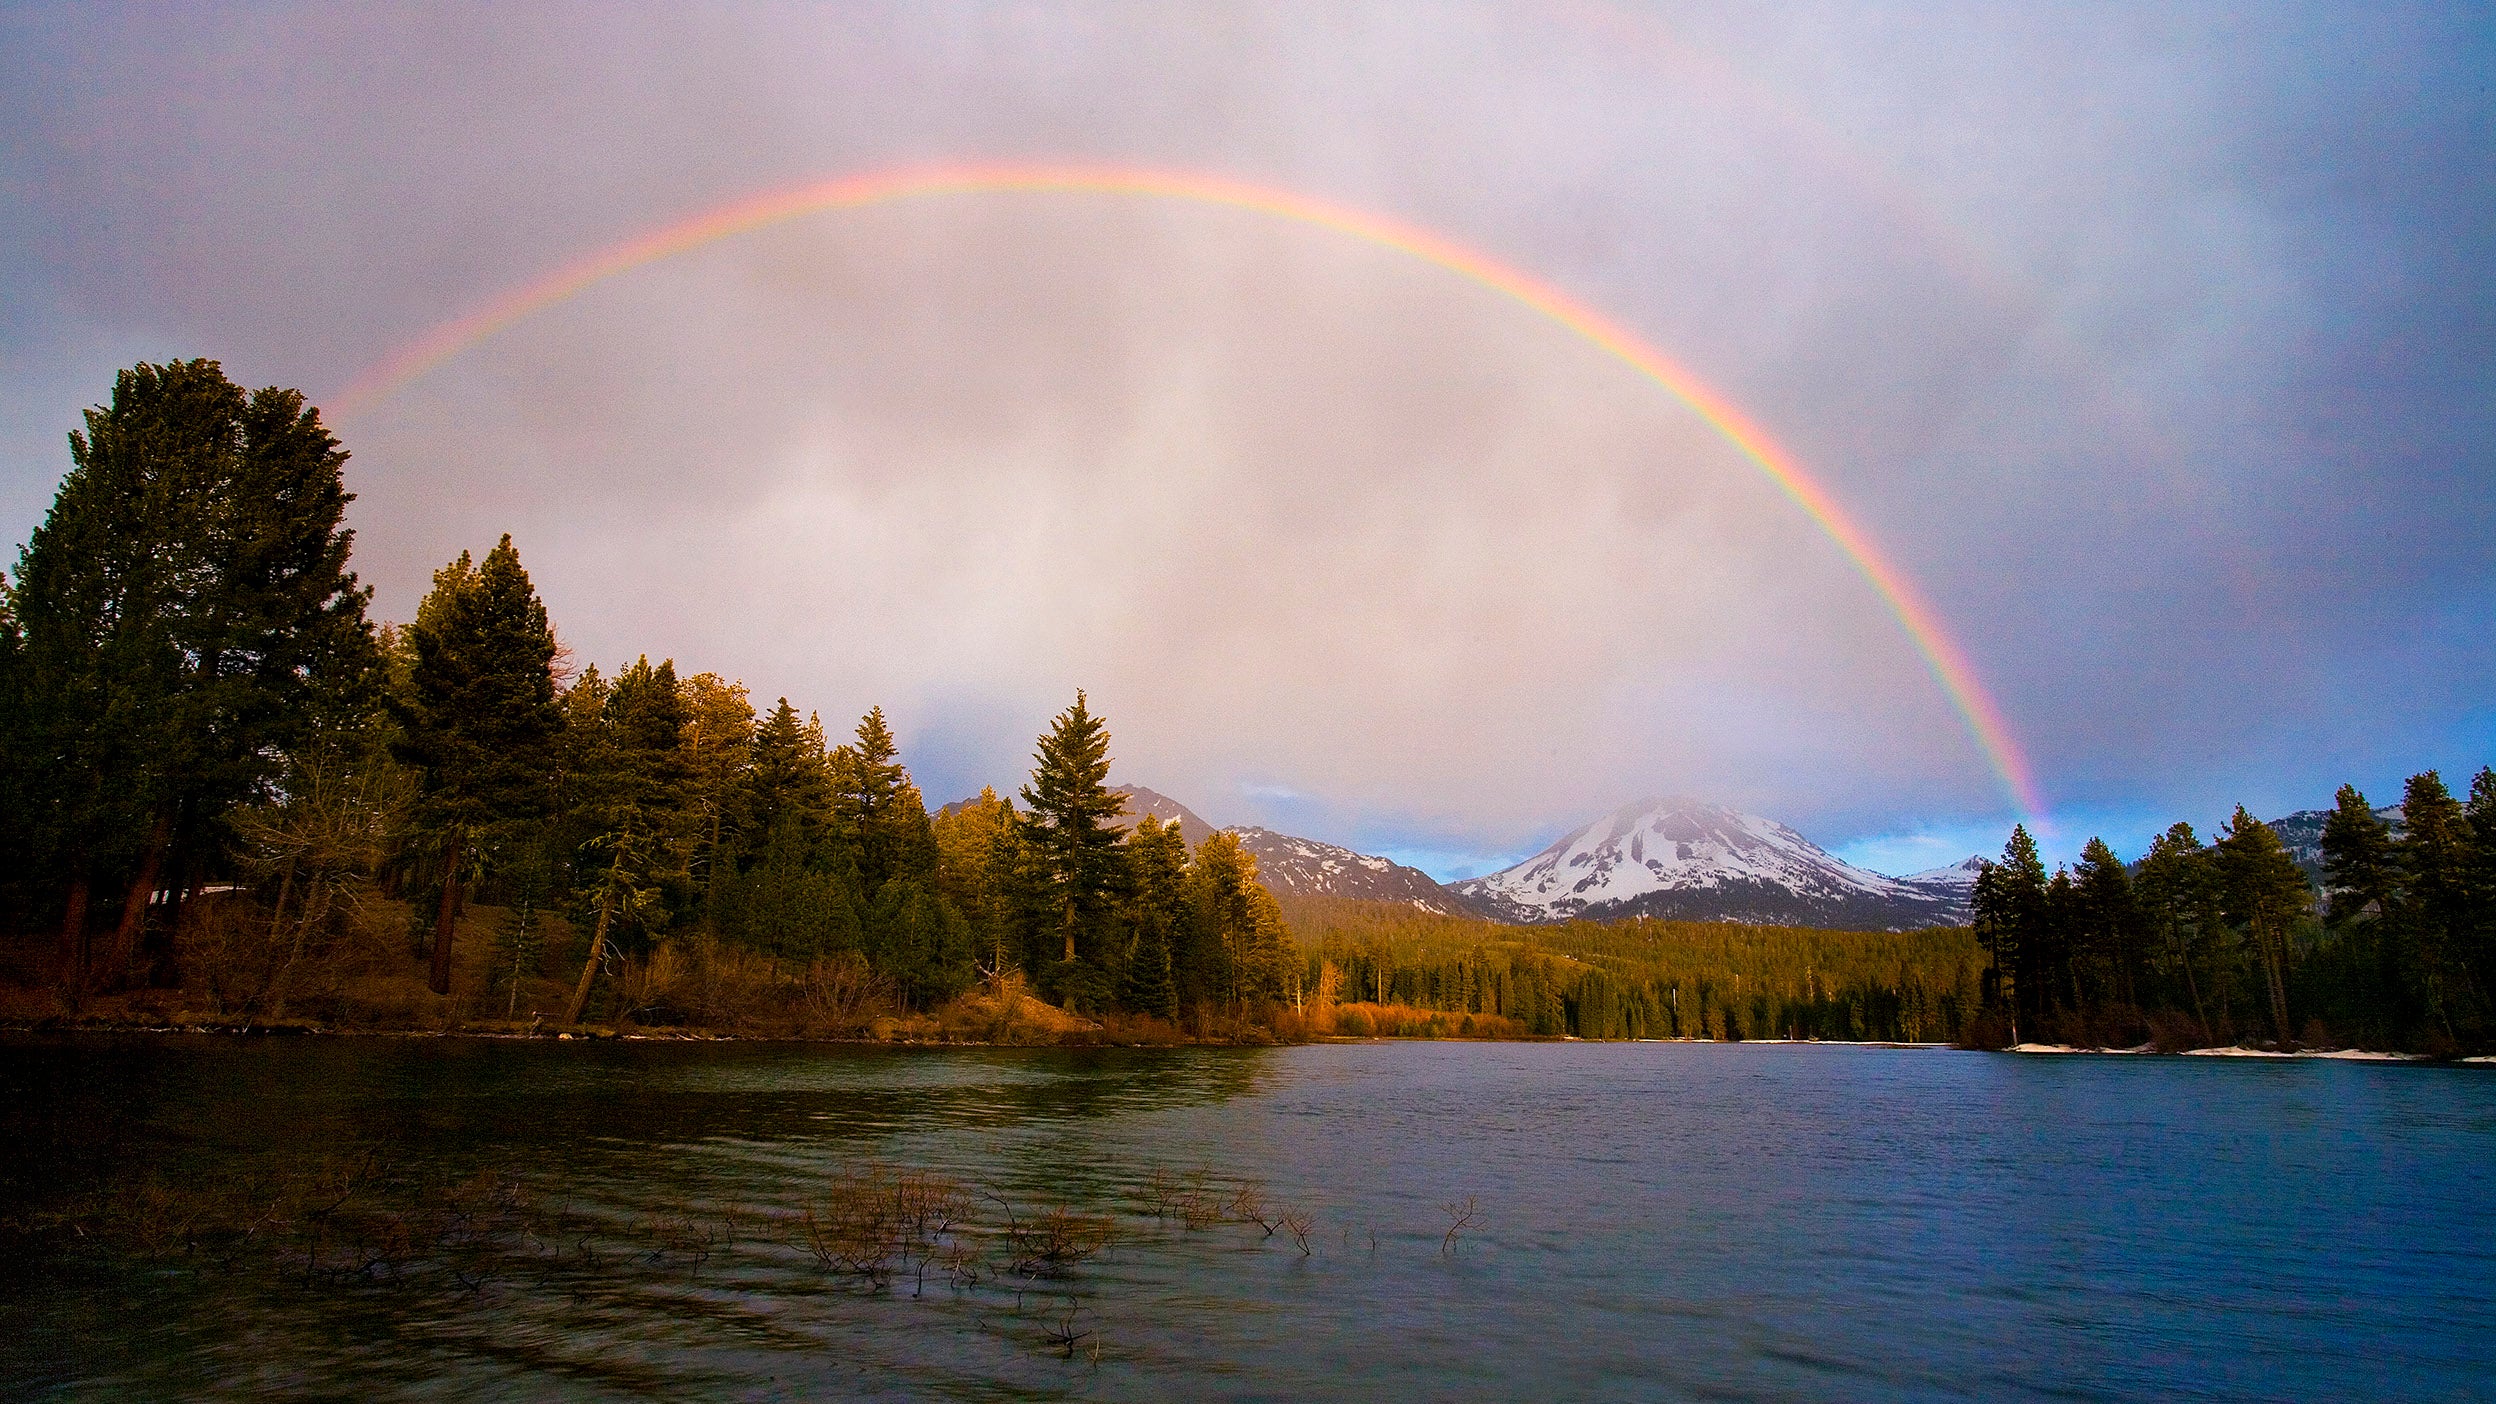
[3,1036,2492,1401]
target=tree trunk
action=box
[2169,926,2206,1029]
[429,829,462,996]
[100,811,174,991]
[2262,923,2292,1046]
[146,838,192,988]
[564,884,620,1026]
[57,867,91,995]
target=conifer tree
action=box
[2040,867,2080,1017]
[1187,830,1291,1011]
[2393,770,2472,1040]
[2321,785,2396,927]
[2217,806,2307,1045]
[933,787,1020,979]
[2465,769,2496,1009]
[392,536,561,995]
[560,656,688,1023]
[16,361,374,990]
[740,699,832,856]
[1018,691,1125,968]
[1118,814,1186,1018]
[2136,822,2219,1029]
[2072,837,2142,1009]
[832,707,925,899]
[1973,824,2048,1029]
[675,673,754,926]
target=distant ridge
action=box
[1227,827,1473,915]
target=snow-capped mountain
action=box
[1450,798,1972,930]
[1228,827,1470,914]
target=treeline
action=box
[0,360,1298,1032]
[1279,896,1985,1043]
[1969,776,2496,1053]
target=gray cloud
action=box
[3,1,2487,868]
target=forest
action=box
[3,360,2488,1053]
[1279,896,1984,1043]
[1962,785,2496,1054]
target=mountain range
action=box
[1096,788,1977,930]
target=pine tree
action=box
[2072,837,2142,1009]
[714,815,861,961]
[1118,814,1186,1018]
[15,361,374,990]
[559,656,689,1023]
[2393,770,2472,1041]
[2217,806,2308,1046]
[1187,830,1291,1011]
[832,707,926,900]
[1973,824,2049,1030]
[933,787,1019,979]
[2320,785,2395,927]
[1018,691,1125,969]
[2137,822,2219,1030]
[392,536,561,995]
[674,672,754,928]
[740,698,832,857]
[2464,769,2496,1013]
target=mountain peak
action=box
[1110,785,1219,849]
[1451,797,1971,930]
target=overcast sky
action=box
[3,2,2489,878]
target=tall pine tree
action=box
[2217,807,2308,1045]
[561,656,688,1023]
[392,536,561,995]
[1018,691,1125,970]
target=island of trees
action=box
[0,361,2486,1054]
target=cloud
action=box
[2,1,2488,859]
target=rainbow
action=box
[332,162,2045,821]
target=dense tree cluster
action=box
[1969,776,2496,1052]
[1282,897,1984,1043]
[0,362,1294,1028]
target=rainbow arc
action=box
[332,162,2044,821]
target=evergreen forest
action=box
[1963,786,2496,1054]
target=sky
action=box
[2,2,2490,880]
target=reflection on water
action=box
[4,1036,2493,1401]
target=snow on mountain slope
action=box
[1228,827,1469,914]
[1900,855,1987,896]
[2263,804,2401,881]
[1450,798,1971,930]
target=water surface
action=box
[3,1036,2490,1401]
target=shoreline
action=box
[6,1019,2485,1062]
[2009,1041,2492,1063]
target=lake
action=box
[3,1036,2491,1401]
